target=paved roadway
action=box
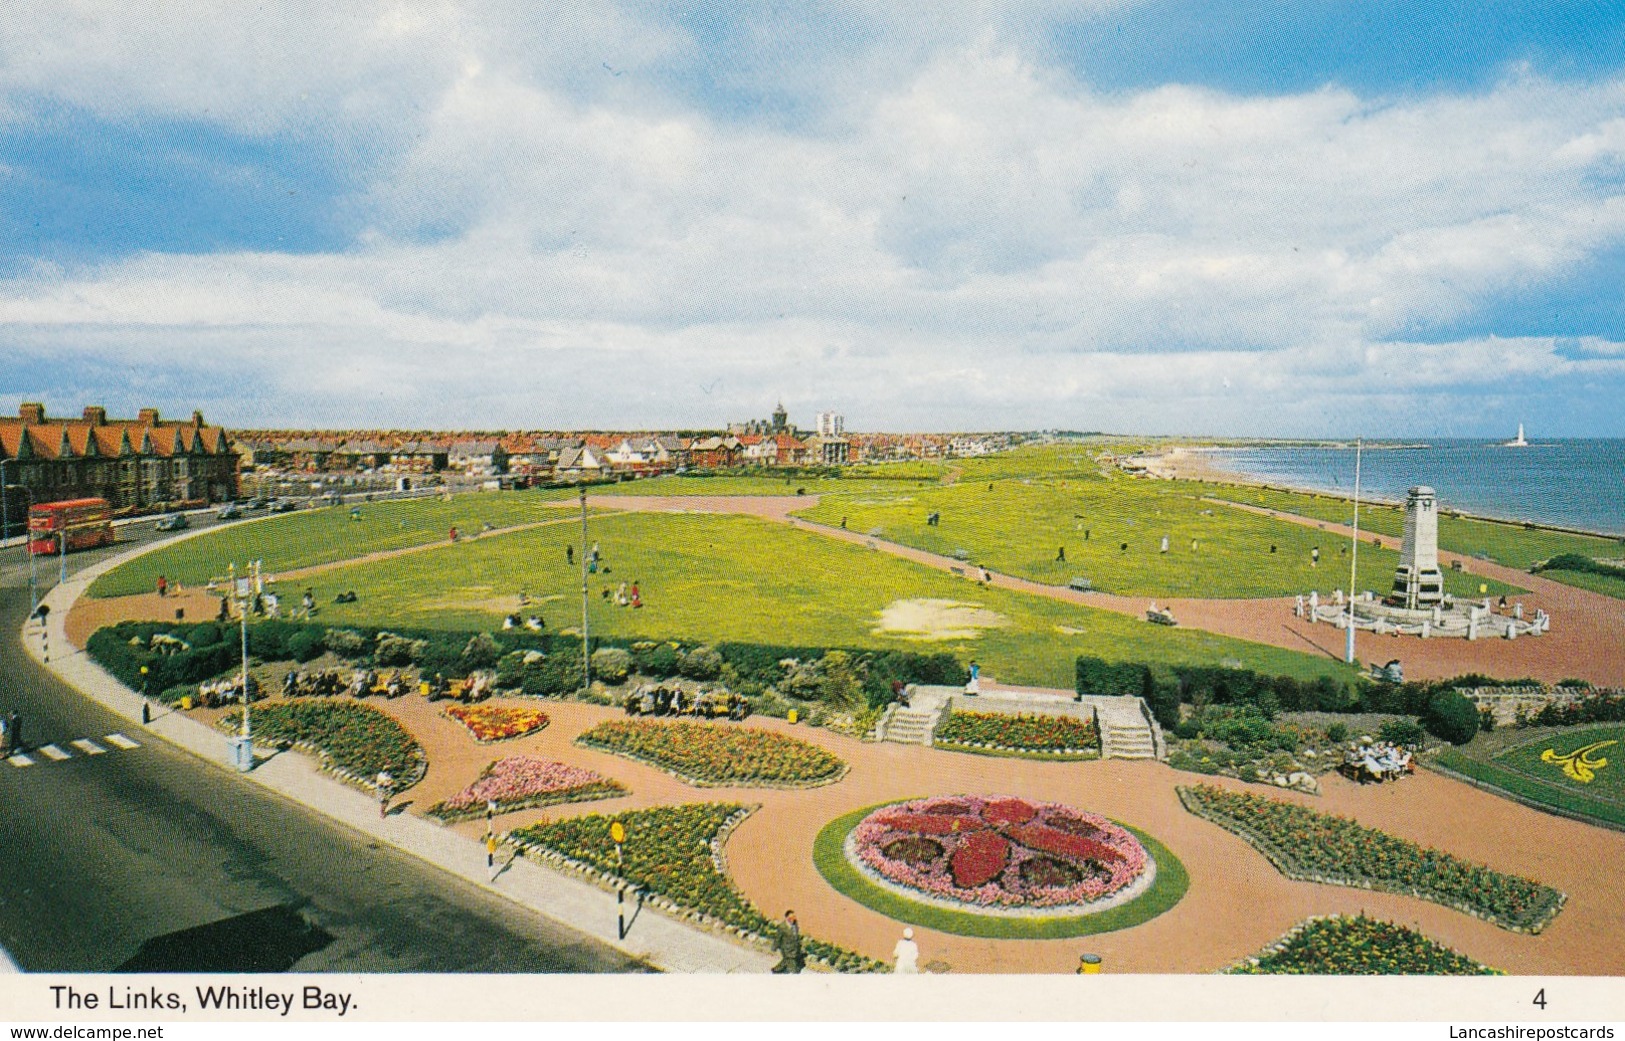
[0,513,646,973]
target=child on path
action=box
[893,928,920,974]
[376,770,393,818]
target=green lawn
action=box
[1433,725,1625,831]
[597,473,936,497]
[299,511,1356,689]
[811,804,1189,939]
[87,489,582,598]
[1539,569,1625,601]
[1493,725,1625,804]
[1202,485,1623,570]
[796,475,1512,599]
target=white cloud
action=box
[2,6,1625,433]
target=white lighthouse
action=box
[1392,486,1445,609]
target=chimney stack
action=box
[138,408,160,425]
[83,406,108,426]
[18,403,45,424]
[192,410,205,427]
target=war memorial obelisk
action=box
[1391,486,1445,609]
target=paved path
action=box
[30,544,772,974]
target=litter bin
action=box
[227,735,254,772]
[787,709,798,725]
[1077,954,1102,974]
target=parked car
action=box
[271,499,299,513]
[155,513,190,532]
[216,503,243,520]
[244,497,269,511]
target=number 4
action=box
[1533,988,1547,1010]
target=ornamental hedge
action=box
[1230,915,1499,975]
[222,699,424,784]
[510,803,884,972]
[1074,655,1360,728]
[1178,784,1564,933]
[577,720,847,787]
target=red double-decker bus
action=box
[28,498,116,556]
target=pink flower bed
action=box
[430,756,626,820]
[849,795,1150,909]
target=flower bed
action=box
[222,698,424,787]
[846,795,1151,913]
[934,711,1099,758]
[510,803,884,972]
[444,703,550,743]
[576,720,847,787]
[1229,915,1500,975]
[427,756,626,821]
[1179,784,1565,933]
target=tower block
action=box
[1392,486,1445,609]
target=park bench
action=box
[1067,576,1092,591]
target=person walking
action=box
[486,832,500,881]
[893,928,920,974]
[1312,546,1320,568]
[966,660,981,696]
[156,575,168,598]
[772,910,803,973]
[630,581,641,609]
[1056,546,1065,562]
[376,770,394,819]
[566,544,574,565]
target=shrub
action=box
[245,620,301,661]
[522,646,584,696]
[1424,690,1480,746]
[633,641,682,678]
[590,647,633,685]
[287,628,325,663]
[324,628,369,657]
[374,632,427,666]
[677,645,723,680]
[495,650,529,689]
[1326,722,1349,744]
[461,632,503,670]
[1075,656,1150,698]
[1378,718,1427,748]
[188,623,224,647]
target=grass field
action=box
[86,489,582,598]
[1433,724,1625,831]
[796,474,1512,599]
[597,473,938,497]
[811,804,1189,939]
[294,511,1356,689]
[1200,484,1623,570]
[1538,569,1625,601]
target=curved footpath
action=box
[27,539,772,975]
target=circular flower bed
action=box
[445,703,549,743]
[846,795,1152,915]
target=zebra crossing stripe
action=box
[70,739,106,755]
[6,753,33,767]
[104,733,139,750]
[37,744,70,761]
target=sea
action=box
[1203,439,1625,537]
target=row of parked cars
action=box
[154,497,299,532]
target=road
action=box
[0,514,647,973]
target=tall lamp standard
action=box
[579,486,591,694]
[1346,439,1363,665]
[226,561,256,771]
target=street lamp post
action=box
[1346,438,1363,665]
[226,561,255,771]
[579,487,590,694]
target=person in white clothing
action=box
[892,928,920,974]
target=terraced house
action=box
[0,403,239,532]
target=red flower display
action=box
[950,831,1011,887]
[848,795,1152,911]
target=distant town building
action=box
[0,403,239,530]
[815,411,844,438]
[730,401,792,436]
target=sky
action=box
[3,2,1625,436]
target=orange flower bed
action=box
[445,703,550,743]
